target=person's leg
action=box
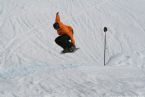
[55,35,66,49]
[62,35,76,52]
[62,35,74,49]
[55,35,74,50]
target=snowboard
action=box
[61,48,79,54]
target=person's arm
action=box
[67,32,75,46]
[68,26,74,34]
[70,35,75,46]
[55,12,60,23]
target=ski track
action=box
[0,65,145,97]
[0,0,145,96]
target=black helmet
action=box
[53,23,60,30]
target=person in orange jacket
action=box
[53,12,76,53]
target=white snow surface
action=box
[0,0,145,96]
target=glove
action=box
[56,12,59,15]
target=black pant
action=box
[55,35,73,49]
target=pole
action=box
[104,27,107,66]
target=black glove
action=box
[56,12,59,15]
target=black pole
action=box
[104,27,107,66]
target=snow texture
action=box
[0,0,145,96]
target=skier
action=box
[53,12,76,53]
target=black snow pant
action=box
[55,35,73,50]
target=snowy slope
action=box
[0,0,145,96]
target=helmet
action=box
[53,23,60,30]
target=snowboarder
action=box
[53,12,76,53]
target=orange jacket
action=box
[55,14,75,45]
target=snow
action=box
[0,0,145,96]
